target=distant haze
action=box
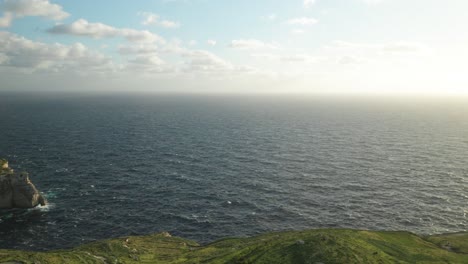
[0,0,467,94]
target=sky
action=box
[0,0,467,94]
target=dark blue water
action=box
[0,93,467,250]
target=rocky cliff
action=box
[0,159,47,209]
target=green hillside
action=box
[1,229,467,263]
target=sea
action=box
[0,93,467,250]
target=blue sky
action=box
[1,0,468,93]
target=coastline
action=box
[1,228,467,263]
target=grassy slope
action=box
[0,229,467,264]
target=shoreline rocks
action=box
[0,159,47,209]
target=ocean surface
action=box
[0,93,467,250]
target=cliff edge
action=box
[0,159,47,209]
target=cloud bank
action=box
[47,19,165,43]
[0,0,68,27]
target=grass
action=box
[0,229,467,263]
[426,232,468,255]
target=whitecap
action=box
[29,203,55,212]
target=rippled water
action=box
[0,94,467,250]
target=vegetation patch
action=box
[0,229,467,263]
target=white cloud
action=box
[47,19,165,43]
[159,20,179,28]
[0,12,12,27]
[117,40,243,75]
[129,55,164,66]
[117,41,187,73]
[327,40,379,52]
[251,53,316,63]
[382,41,427,53]
[229,39,279,50]
[330,40,428,55]
[140,12,180,28]
[281,54,315,63]
[141,12,158,25]
[206,39,217,46]
[118,44,158,55]
[0,31,111,71]
[116,41,190,75]
[250,53,278,60]
[125,54,174,73]
[291,28,306,35]
[160,40,189,54]
[322,40,429,68]
[304,0,316,8]
[0,0,69,27]
[286,17,318,26]
[338,55,363,65]
[188,40,197,46]
[180,50,258,77]
[182,50,233,73]
[0,53,8,64]
[1,0,69,20]
[1,0,68,20]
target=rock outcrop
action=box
[0,159,47,209]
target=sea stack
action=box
[0,159,47,209]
